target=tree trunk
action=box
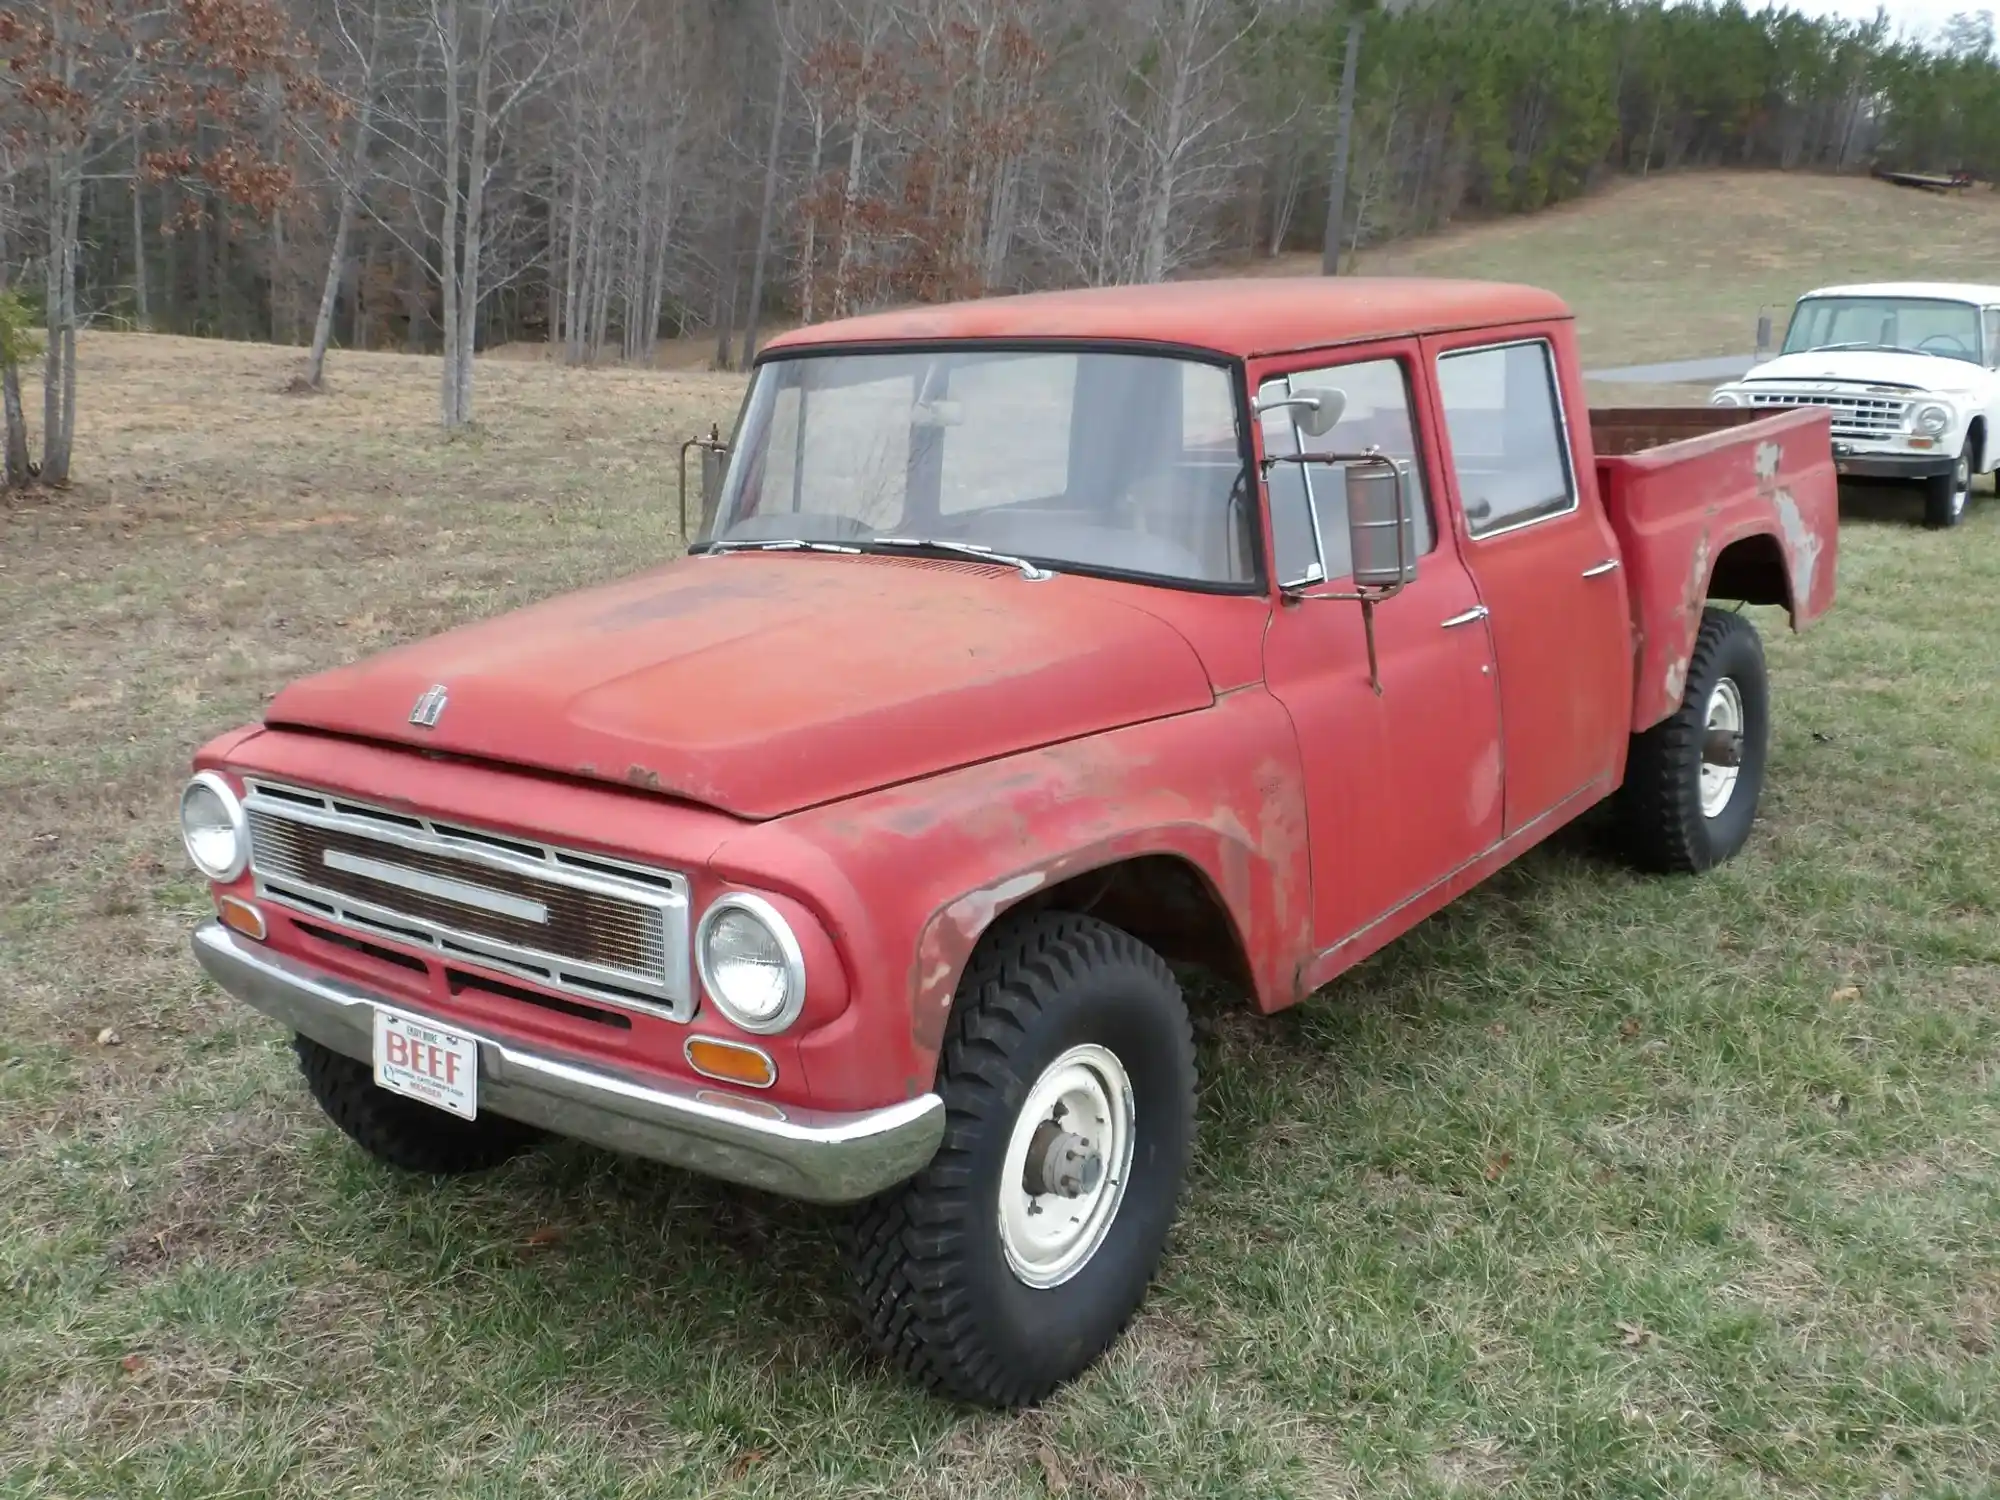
[130,127,150,329]
[43,160,81,486]
[1,361,27,488]
[1320,14,1363,277]
[306,0,383,388]
[0,259,27,487]
[437,0,465,429]
[740,21,789,370]
[454,2,496,427]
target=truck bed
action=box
[1589,405,1838,733]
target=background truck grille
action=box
[243,780,692,1019]
[1744,388,1910,440]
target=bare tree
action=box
[304,0,387,388]
[1320,9,1362,275]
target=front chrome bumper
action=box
[191,921,944,1204]
[1831,445,1956,480]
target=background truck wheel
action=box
[294,1034,542,1174]
[847,911,1196,1409]
[1924,442,1972,529]
[1616,607,1770,875]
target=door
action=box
[1427,334,1632,835]
[1257,346,1506,951]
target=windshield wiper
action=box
[702,537,863,557]
[865,536,1055,581]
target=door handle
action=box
[1441,605,1490,629]
[1582,559,1620,578]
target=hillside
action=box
[1246,169,2000,398]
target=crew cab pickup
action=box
[1710,280,2000,529]
[181,279,1838,1408]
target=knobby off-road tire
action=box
[1923,440,1973,530]
[295,1034,542,1175]
[847,912,1197,1409]
[1617,607,1770,875]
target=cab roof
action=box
[762,277,1573,362]
[1803,281,2000,304]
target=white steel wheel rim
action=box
[1700,677,1745,819]
[1953,457,1971,517]
[997,1044,1135,1290]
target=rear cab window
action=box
[1434,340,1577,539]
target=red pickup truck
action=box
[181,279,1837,1408]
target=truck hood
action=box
[264,552,1216,821]
[1738,349,1987,396]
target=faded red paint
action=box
[1597,404,1838,732]
[191,278,1840,1120]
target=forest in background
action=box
[4,0,2000,469]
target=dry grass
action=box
[3,170,1999,1498]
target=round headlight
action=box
[697,894,804,1034]
[180,772,247,881]
[1710,390,1741,407]
[1913,402,1953,436]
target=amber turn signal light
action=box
[217,896,267,942]
[684,1036,777,1090]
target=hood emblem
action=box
[409,684,449,729]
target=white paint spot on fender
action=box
[1774,487,1823,607]
[1664,657,1688,704]
[1755,441,1782,488]
[946,870,1049,936]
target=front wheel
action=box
[1924,441,1973,529]
[1616,607,1770,875]
[847,912,1196,1408]
[295,1035,542,1175]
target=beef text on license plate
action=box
[372,1009,479,1120]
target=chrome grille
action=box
[1744,387,1910,440]
[243,780,692,1020]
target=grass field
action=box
[3,170,1999,1498]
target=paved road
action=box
[1584,354,1758,384]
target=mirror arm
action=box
[1270,446,1407,696]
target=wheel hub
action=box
[998,1044,1134,1289]
[1700,676,1745,819]
[1024,1120,1105,1198]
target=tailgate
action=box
[1591,405,1838,733]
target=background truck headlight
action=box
[697,894,805,1033]
[1912,402,1952,436]
[180,772,248,881]
[1710,390,1741,407]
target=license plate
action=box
[372,1009,479,1120]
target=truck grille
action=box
[242,780,692,1019]
[1744,387,1910,440]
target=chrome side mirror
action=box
[679,424,730,540]
[1346,456,1415,592]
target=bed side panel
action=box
[1596,407,1837,733]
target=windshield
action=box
[706,349,1256,587]
[1782,296,1983,363]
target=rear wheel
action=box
[847,912,1196,1409]
[295,1035,542,1175]
[1924,441,1972,529]
[1616,608,1770,874]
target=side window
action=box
[1985,309,2000,368]
[1436,341,1576,538]
[1258,356,1434,587]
